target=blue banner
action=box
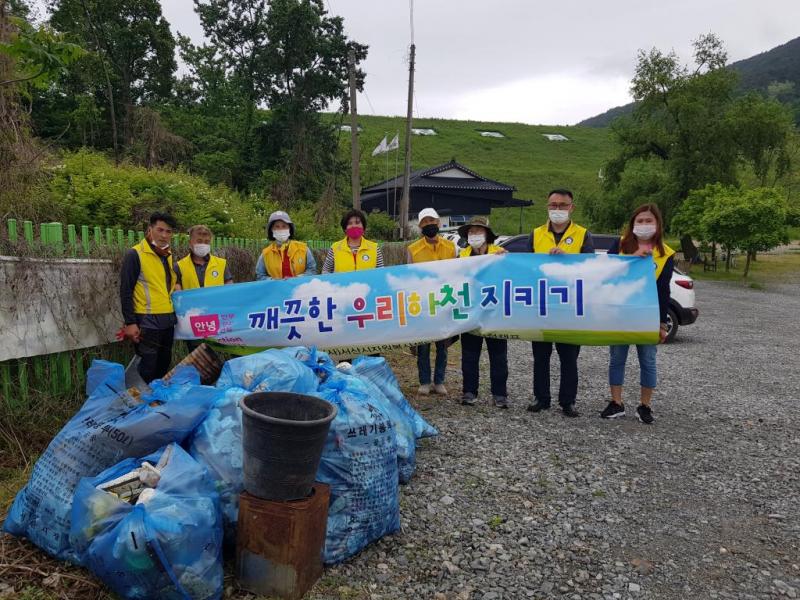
[173,253,660,353]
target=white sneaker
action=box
[432,384,448,395]
[417,384,431,395]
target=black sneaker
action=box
[600,402,625,419]
[461,392,477,406]
[493,395,509,409]
[527,400,550,413]
[636,404,654,424]
[561,404,580,418]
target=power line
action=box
[363,90,376,115]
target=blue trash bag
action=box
[215,348,319,392]
[70,443,223,600]
[350,355,438,439]
[192,348,326,544]
[279,346,334,373]
[186,386,248,545]
[315,369,401,564]
[336,365,417,484]
[2,360,221,562]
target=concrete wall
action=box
[0,256,121,361]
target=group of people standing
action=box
[119,188,674,424]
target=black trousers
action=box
[531,341,581,407]
[461,333,508,397]
[135,327,174,383]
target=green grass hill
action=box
[333,114,615,236]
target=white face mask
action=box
[548,210,570,225]
[156,241,170,250]
[633,224,657,240]
[192,243,211,258]
[273,230,290,243]
[467,234,486,249]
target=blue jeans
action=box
[608,344,657,388]
[417,341,448,385]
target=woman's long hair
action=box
[620,203,665,256]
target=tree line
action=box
[0,0,367,227]
[585,34,799,272]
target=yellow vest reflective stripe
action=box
[459,244,502,257]
[532,222,587,254]
[408,236,456,263]
[177,254,226,290]
[621,243,676,279]
[132,239,175,314]
[262,240,308,279]
[332,238,378,272]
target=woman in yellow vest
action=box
[407,207,458,396]
[174,224,233,290]
[456,216,510,408]
[601,203,675,425]
[256,211,317,280]
[321,209,384,273]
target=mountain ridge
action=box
[578,35,800,127]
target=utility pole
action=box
[399,43,415,240]
[348,49,360,210]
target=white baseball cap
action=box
[417,208,440,221]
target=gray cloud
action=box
[159,0,800,124]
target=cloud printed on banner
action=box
[290,278,371,340]
[385,253,495,291]
[539,254,652,326]
[174,305,208,338]
[539,254,631,283]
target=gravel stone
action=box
[313,280,800,599]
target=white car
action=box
[497,233,699,342]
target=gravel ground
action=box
[316,279,800,600]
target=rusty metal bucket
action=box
[236,484,330,599]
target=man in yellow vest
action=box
[174,225,233,290]
[119,212,178,383]
[256,211,317,280]
[407,207,458,396]
[321,209,383,273]
[528,189,595,417]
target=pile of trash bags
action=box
[3,346,437,598]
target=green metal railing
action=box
[0,218,410,410]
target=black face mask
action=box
[421,224,439,238]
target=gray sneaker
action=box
[461,392,477,406]
[493,395,509,409]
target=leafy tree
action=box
[46,0,176,160]
[673,184,789,276]
[0,16,84,91]
[0,0,81,219]
[727,92,794,186]
[188,0,367,199]
[598,34,796,233]
[601,34,738,227]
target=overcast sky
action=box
[159,1,800,125]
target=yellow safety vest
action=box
[532,221,587,254]
[622,243,676,280]
[408,236,456,263]
[459,244,503,257]
[262,240,309,279]
[332,238,378,272]
[177,254,227,290]
[132,239,175,314]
